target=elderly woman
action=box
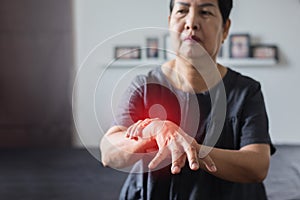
[100,0,276,199]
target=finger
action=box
[141,118,152,127]
[137,118,159,139]
[179,137,199,171]
[128,120,142,139]
[185,145,199,171]
[148,148,168,169]
[171,147,183,174]
[125,121,138,138]
[179,154,187,168]
[135,118,150,138]
[201,155,217,172]
[125,125,132,138]
[168,140,185,174]
[134,126,143,138]
[198,146,217,172]
[131,120,143,138]
[171,153,186,174]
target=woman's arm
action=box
[102,120,271,183]
[101,118,216,174]
[145,120,271,183]
[100,125,157,169]
[201,143,270,183]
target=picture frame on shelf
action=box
[114,46,141,60]
[229,34,251,58]
[146,38,159,59]
[251,45,278,61]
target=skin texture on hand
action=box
[125,118,159,140]
[125,118,217,174]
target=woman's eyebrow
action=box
[175,2,190,7]
[175,2,216,8]
[198,3,216,8]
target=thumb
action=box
[202,156,217,172]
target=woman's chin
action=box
[179,45,207,59]
[179,50,207,61]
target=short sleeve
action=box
[112,68,182,128]
[240,82,276,155]
[112,75,146,128]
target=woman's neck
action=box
[162,58,227,93]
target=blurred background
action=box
[0,0,73,148]
[1,0,300,199]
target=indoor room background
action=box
[1,0,300,199]
[74,0,300,147]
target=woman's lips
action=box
[184,35,201,43]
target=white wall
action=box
[73,0,300,147]
[72,0,169,147]
[227,0,300,144]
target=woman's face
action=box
[169,0,230,61]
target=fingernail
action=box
[148,163,154,169]
[172,166,180,173]
[210,165,217,172]
[192,163,199,169]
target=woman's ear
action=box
[168,15,171,27]
[222,19,231,43]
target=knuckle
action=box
[184,145,196,154]
[172,161,179,165]
[187,146,196,152]
[173,149,182,155]
[172,150,183,160]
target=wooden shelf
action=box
[217,58,277,67]
[106,59,166,68]
[106,58,277,68]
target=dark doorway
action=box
[0,0,74,147]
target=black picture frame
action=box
[146,38,159,59]
[114,46,141,60]
[229,34,251,58]
[251,45,278,61]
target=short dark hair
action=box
[169,0,233,25]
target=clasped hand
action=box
[125,118,217,174]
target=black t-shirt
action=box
[113,67,276,200]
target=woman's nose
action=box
[185,23,199,30]
[185,13,200,30]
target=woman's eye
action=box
[200,10,213,16]
[177,9,187,14]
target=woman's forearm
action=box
[199,144,270,183]
[100,126,157,169]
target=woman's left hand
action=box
[144,120,217,174]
